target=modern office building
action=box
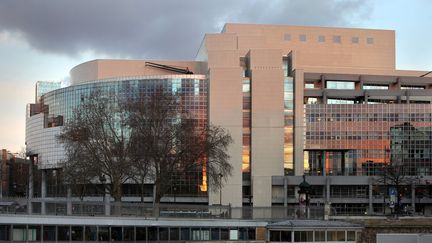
[26,24,432,213]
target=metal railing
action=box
[0,200,326,220]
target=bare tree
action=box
[127,89,233,211]
[58,92,134,203]
[59,89,233,216]
[377,162,416,215]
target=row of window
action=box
[284,33,374,45]
[269,230,358,242]
[307,81,427,90]
[0,225,257,242]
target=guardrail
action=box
[0,200,327,220]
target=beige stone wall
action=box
[70,59,206,85]
[204,34,243,207]
[223,23,395,71]
[249,49,285,207]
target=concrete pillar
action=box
[326,177,330,203]
[406,91,410,104]
[27,161,33,214]
[411,184,415,213]
[41,170,46,215]
[322,151,326,176]
[104,187,110,216]
[283,177,288,207]
[368,178,373,215]
[341,151,346,175]
[67,187,72,215]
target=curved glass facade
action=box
[40,75,208,128]
[34,75,209,197]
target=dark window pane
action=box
[71,226,83,241]
[281,231,291,241]
[211,228,220,240]
[270,231,281,242]
[221,228,229,240]
[159,227,168,241]
[248,228,256,240]
[58,226,70,241]
[124,227,134,242]
[239,228,247,240]
[98,227,109,242]
[84,226,97,241]
[180,228,190,241]
[148,227,157,241]
[43,226,56,241]
[136,227,146,241]
[170,228,179,241]
[0,225,10,241]
[111,227,122,241]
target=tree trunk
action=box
[112,180,122,216]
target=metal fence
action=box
[0,200,326,220]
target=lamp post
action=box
[298,175,311,218]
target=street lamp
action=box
[298,175,311,218]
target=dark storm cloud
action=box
[0,0,371,60]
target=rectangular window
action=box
[294,231,313,242]
[270,231,281,242]
[347,231,356,241]
[229,229,238,240]
[318,35,325,42]
[327,99,355,104]
[180,228,190,241]
[401,85,425,90]
[367,37,374,44]
[326,81,355,89]
[305,83,315,89]
[363,84,388,90]
[299,34,307,42]
[315,231,325,241]
[284,33,291,41]
[333,35,341,43]
[281,231,292,241]
[352,36,359,44]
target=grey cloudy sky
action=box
[0,0,431,153]
[0,0,371,59]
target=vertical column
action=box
[326,177,330,203]
[283,177,288,207]
[411,184,415,213]
[41,170,46,215]
[368,178,373,215]
[67,187,72,215]
[322,151,326,176]
[249,49,284,207]
[294,69,305,176]
[341,151,346,175]
[27,161,33,214]
[104,187,110,216]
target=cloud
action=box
[0,0,371,60]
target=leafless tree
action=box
[58,92,134,203]
[59,89,233,216]
[376,162,416,215]
[127,89,233,211]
